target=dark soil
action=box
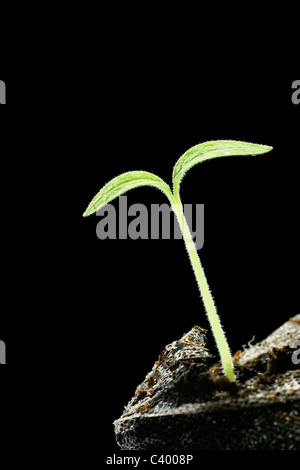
[114,315,300,450]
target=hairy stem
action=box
[171,199,236,382]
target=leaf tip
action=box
[251,143,273,156]
[82,204,96,217]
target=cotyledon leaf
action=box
[83,171,172,216]
[172,140,273,200]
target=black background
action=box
[77,75,299,451]
[0,56,299,456]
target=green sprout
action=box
[83,140,272,381]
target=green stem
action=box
[171,198,236,382]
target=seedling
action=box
[83,140,272,381]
